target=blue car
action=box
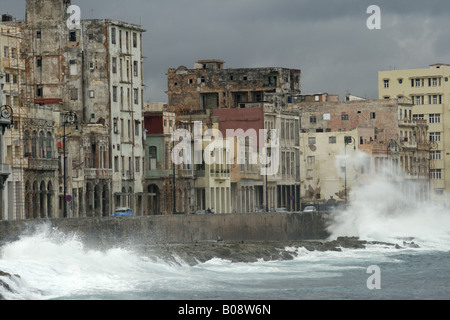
[112,207,133,217]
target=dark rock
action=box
[135,236,400,265]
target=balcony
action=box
[28,158,59,171]
[0,163,12,176]
[85,168,113,180]
[210,169,230,180]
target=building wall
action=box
[379,64,448,195]
[167,60,301,110]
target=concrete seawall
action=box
[0,212,331,249]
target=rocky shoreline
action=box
[1,236,419,299]
[136,236,409,266]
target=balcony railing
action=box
[85,168,113,179]
[28,158,59,171]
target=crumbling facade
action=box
[292,96,431,203]
[167,59,301,110]
[0,0,147,220]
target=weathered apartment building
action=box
[164,59,303,213]
[379,63,450,197]
[291,95,430,203]
[0,0,146,220]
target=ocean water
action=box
[1,176,450,300]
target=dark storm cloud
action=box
[2,0,450,101]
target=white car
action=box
[275,208,288,213]
[303,206,317,212]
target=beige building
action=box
[379,64,448,196]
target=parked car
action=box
[303,206,317,212]
[275,207,288,213]
[112,207,134,217]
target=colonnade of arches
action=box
[24,180,55,219]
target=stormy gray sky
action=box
[2,0,450,102]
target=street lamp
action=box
[344,136,356,204]
[63,111,78,218]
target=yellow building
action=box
[379,64,449,196]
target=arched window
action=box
[23,130,30,157]
[46,132,53,159]
[31,131,37,158]
[38,132,45,158]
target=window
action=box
[329,136,336,144]
[433,95,437,104]
[11,48,15,59]
[113,118,118,134]
[415,79,421,87]
[36,86,43,97]
[308,137,316,145]
[135,157,140,173]
[111,28,116,44]
[133,32,137,48]
[432,78,437,86]
[69,31,76,42]
[429,114,440,124]
[114,156,119,172]
[112,57,117,73]
[307,169,313,178]
[398,78,403,84]
[431,151,441,160]
[341,113,349,120]
[415,96,421,105]
[307,156,315,164]
[88,33,94,40]
[36,56,42,67]
[113,86,118,102]
[370,112,376,119]
[413,114,424,120]
[383,79,389,88]
[133,61,138,77]
[430,169,442,180]
[429,132,441,142]
[89,90,95,98]
[134,89,138,104]
[135,121,140,136]
[3,46,8,58]
[4,73,10,83]
[36,30,41,39]
[310,116,316,123]
[149,146,157,170]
